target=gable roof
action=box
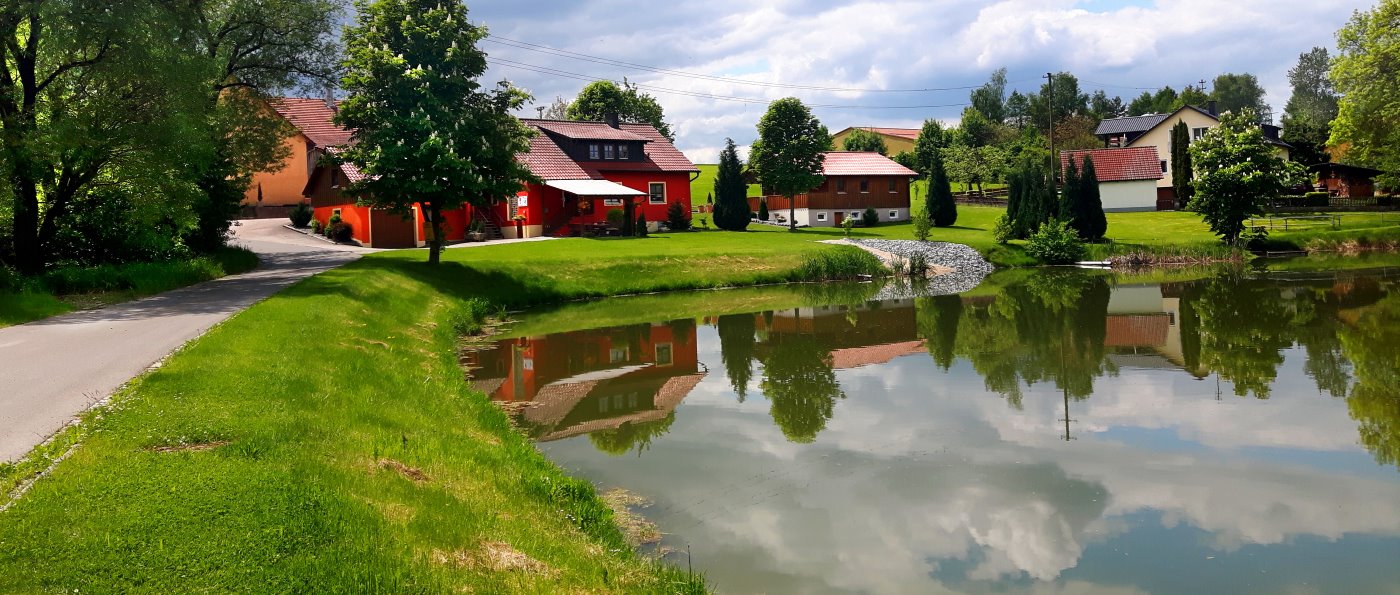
[518,119,697,180]
[269,97,353,147]
[1060,147,1163,183]
[837,126,921,141]
[1121,105,1294,150]
[821,151,918,176]
[1095,113,1170,137]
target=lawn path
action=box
[0,220,363,462]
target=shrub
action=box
[308,218,322,234]
[758,199,769,221]
[0,263,21,292]
[605,208,626,227]
[792,248,885,281]
[1025,220,1087,264]
[288,202,314,228]
[907,252,929,278]
[862,207,879,227]
[666,202,692,231]
[698,216,708,229]
[324,214,342,238]
[327,220,353,243]
[841,216,854,237]
[992,214,1013,244]
[912,202,932,241]
[635,214,648,237]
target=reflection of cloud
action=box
[538,321,1400,593]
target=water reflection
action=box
[469,267,1400,593]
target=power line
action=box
[484,34,1021,94]
[490,58,973,110]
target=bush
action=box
[308,218,322,234]
[841,216,854,237]
[288,202,314,228]
[906,252,929,278]
[37,247,257,295]
[791,248,885,281]
[325,215,353,243]
[666,202,691,231]
[0,264,20,292]
[605,208,625,227]
[635,214,648,237]
[992,214,1013,244]
[1025,220,1087,264]
[862,207,879,227]
[912,203,932,241]
[324,213,342,238]
[758,199,769,221]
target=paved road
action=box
[0,220,364,462]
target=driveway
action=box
[0,220,365,463]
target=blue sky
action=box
[462,0,1377,162]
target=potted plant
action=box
[511,213,526,238]
[468,218,486,242]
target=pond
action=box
[465,263,1400,594]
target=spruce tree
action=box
[1170,120,1194,209]
[712,138,750,231]
[928,151,957,227]
[1060,155,1081,222]
[1079,155,1108,240]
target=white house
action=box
[1060,147,1163,212]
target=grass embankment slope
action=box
[0,247,259,328]
[0,240,887,592]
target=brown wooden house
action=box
[1312,163,1383,198]
[750,152,917,227]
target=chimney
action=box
[604,112,620,129]
[1207,100,1218,117]
[323,85,337,113]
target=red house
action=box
[511,117,698,238]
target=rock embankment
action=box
[830,239,995,295]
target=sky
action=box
[462,0,1377,164]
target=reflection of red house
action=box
[466,320,702,441]
[512,118,698,238]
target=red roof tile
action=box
[518,132,592,180]
[619,123,697,173]
[517,119,697,180]
[530,120,651,142]
[269,97,353,148]
[1104,315,1170,347]
[821,151,917,176]
[1060,147,1163,183]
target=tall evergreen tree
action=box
[928,150,957,227]
[1078,155,1108,240]
[1282,47,1339,166]
[1170,120,1195,208]
[1060,154,1082,221]
[1007,158,1054,239]
[912,119,949,176]
[712,138,750,231]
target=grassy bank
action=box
[0,247,259,328]
[0,242,889,592]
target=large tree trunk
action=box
[788,195,796,231]
[9,172,41,274]
[427,202,443,265]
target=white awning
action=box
[545,179,644,196]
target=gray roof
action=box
[1095,113,1169,136]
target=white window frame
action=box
[888,178,897,193]
[603,144,615,160]
[648,182,666,205]
[850,211,860,219]
[602,198,623,207]
[588,143,600,159]
[1192,127,1209,140]
[860,178,870,193]
[889,210,898,219]
[816,212,827,222]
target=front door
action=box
[833,211,843,227]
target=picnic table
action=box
[1247,214,1341,231]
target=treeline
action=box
[0,0,341,276]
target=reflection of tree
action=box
[917,295,962,370]
[760,335,845,443]
[942,270,1114,408]
[1339,294,1400,468]
[1192,274,1296,399]
[588,413,677,456]
[717,314,757,402]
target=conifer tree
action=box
[1060,155,1081,222]
[928,150,958,227]
[712,138,751,231]
[1078,156,1108,240]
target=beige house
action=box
[1096,105,1291,207]
[831,127,919,156]
[1060,147,1163,212]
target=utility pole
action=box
[1046,72,1056,194]
[535,106,545,119]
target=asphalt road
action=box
[0,220,364,462]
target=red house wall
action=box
[312,205,371,245]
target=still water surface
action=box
[468,266,1400,594]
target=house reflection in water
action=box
[756,298,924,367]
[1104,284,1204,375]
[466,320,703,442]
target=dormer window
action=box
[589,143,600,160]
[604,144,616,159]
[618,144,630,159]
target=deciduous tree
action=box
[1331,1,1400,186]
[566,79,674,141]
[970,67,1008,124]
[1211,73,1271,120]
[336,0,536,264]
[750,98,827,231]
[841,128,887,154]
[1191,109,1305,243]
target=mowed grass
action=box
[0,255,713,593]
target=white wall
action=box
[1100,180,1158,212]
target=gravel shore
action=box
[845,239,995,295]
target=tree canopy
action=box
[566,80,674,141]
[750,97,828,231]
[1190,109,1304,243]
[336,0,536,264]
[841,128,888,154]
[1330,0,1400,186]
[1211,73,1271,120]
[970,67,1008,124]
[1282,47,1338,166]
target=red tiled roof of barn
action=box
[268,97,352,148]
[1060,147,1164,183]
[821,151,918,176]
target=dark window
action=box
[888,178,897,192]
[589,144,600,159]
[836,178,846,192]
[649,182,666,204]
[604,144,616,159]
[619,144,630,159]
[1161,160,1168,173]
[860,178,870,193]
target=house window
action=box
[1161,160,1168,173]
[332,208,341,217]
[850,211,860,219]
[649,182,666,204]
[889,210,898,219]
[619,144,630,159]
[603,198,623,207]
[655,343,673,366]
[816,212,827,222]
[588,144,600,159]
[609,347,629,363]
[330,168,339,187]
[603,144,615,159]
[888,178,897,193]
[1192,127,1209,140]
[860,178,870,193]
[836,178,846,193]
